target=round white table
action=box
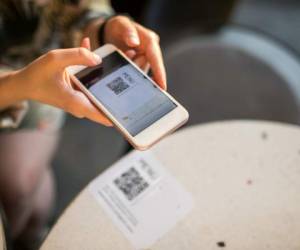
[41,121,300,250]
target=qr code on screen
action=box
[114,167,149,201]
[107,77,129,95]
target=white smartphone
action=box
[68,44,189,150]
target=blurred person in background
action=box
[0,0,165,248]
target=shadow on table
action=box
[52,116,126,218]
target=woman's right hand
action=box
[15,45,112,126]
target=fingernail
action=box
[128,35,140,46]
[92,53,102,64]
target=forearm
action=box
[0,71,26,110]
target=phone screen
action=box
[75,51,177,136]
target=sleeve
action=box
[85,0,114,16]
[0,101,28,129]
[61,0,115,48]
[0,66,29,129]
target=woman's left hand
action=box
[103,16,167,90]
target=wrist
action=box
[11,70,31,101]
[0,70,28,109]
[97,15,115,46]
[83,18,106,50]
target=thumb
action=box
[117,17,140,47]
[46,48,102,69]
[81,37,91,50]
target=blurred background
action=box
[52,0,300,223]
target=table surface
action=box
[41,121,300,250]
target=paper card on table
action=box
[89,150,194,250]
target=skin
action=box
[0,15,167,243]
[83,15,166,90]
[104,16,167,90]
[0,15,166,127]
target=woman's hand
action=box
[103,16,167,90]
[15,43,112,126]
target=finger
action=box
[46,48,102,69]
[125,49,137,59]
[143,63,150,74]
[111,16,140,47]
[145,41,167,90]
[68,91,113,126]
[81,37,91,50]
[134,56,147,69]
[135,24,167,89]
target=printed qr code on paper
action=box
[107,77,129,95]
[114,167,149,201]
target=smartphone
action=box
[68,44,189,150]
